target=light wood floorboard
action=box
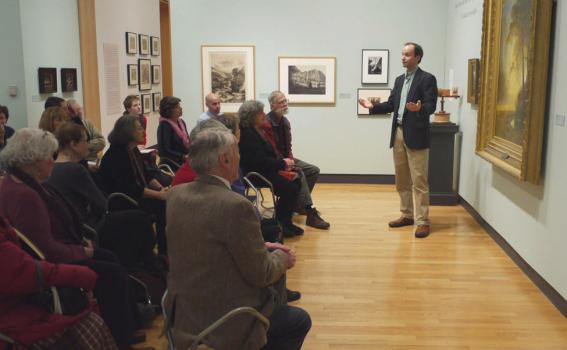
[139,184,567,350]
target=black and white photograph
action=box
[139,34,149,55]
[138,58,151,91]
[151,36,160,56]
[152,65,161,84]
[201,45,255,113]
[279,57,335,104]
[126,32,137,54]
[141,93,151,114]
[127,64,138,86]
[152,92,161,112]
[362,49,389,84]
[357,88,391,115]
[60,68,77,92]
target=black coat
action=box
[157,121,188,167]
[239,127,286,177]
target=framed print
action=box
[361,49,389,84]
[141,94,151,114]
[38,68,57,93]
[278,56,336,104]
[151,36,160,56]
[138,59,151,91]
[201,45,255,113]
[476,0,552,184]
[357,88,391,116]
[467,58,480,105]
[60,68,77,92]
[127,64,138,86]
[126,32,137,54]
[152,92,161,112]
[139,34,149,55]
[152,65,161,84]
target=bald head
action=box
[205,93,221,116]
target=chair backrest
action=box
[161,289,176,350]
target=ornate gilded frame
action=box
[476,0,552,184]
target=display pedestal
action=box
[429,122,459,205]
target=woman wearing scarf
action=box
[157,96,189,172]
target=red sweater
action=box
[171,161,197,187]
[0,217,98,347]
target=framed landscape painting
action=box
[361,49,389,84]
[278,56,336,104]
[138,59,151,91]
[357,88,391,116]
[476,0,552,184]
[201,45,255,113]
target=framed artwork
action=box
[278,56,336,104]
[138,59,152,91]
[127,64,138,86]
[60,68,77,92]
[152,65,161,84]
[201,45,255,113]
[476,0,552,184]
[357,88,391,116]
[151,36,160,56]
[141,94,152,114]
[38,68,57,93]
[139,34,149,55]
[126,32,137,54]
[467,58,480,104]
[152,92,162,112]
[361,49,389,84]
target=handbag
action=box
[31,260,89,315]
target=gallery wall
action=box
[0,1,27,130]
[170,0,449,175]
[95,0,162,147]
[444,0,567,299]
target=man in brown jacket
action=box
[166,128,311,350]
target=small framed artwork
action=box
[141,94,152,114]
[139,34,149,55]
[201,45,255,113]
[61,68,78,92]
[138,59,151,91]
[126,32,137,54]
[152,65,161,84]
[361,49,389,84]
[357,88,391,115]
[467,58,480,105]
[151,36,160,56]
[38,68,57,93]
[127,64,138,86]
[152,92,162,112]
[278,56,336,104]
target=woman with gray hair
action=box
[238,100,303,236]
[157,96,189,171]
[0,128,144,349]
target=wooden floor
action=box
[140,184,567,350]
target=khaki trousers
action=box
[393,126,430,225]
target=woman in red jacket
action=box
[0,217,117,349]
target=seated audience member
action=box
[166,128,311,350]
[99,116,168,255]
[264,91,330,229]
[197,92,221,122]
[0,217,118,350]
[0,128,149,350]
[44,96,67,110]
[122,95,148,146]
[238,100,303,236]
[157,96,189,171]
[67,99,106,162]
[38,106,70,133]
[0,105,14,151]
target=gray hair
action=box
[213,114,240,135]
[189,118,227,140]
[268,90,285,108]
[188,129,236,175]
[238,100,264,128]
[0,128,58,169]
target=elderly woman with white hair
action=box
[238,100,303,237]
[0,128,149,350]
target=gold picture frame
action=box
[476,0,552,184]
[467,58,480,105]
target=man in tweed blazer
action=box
[166,128,311,350]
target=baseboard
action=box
[318,174,395,184]
[460,197,567,318]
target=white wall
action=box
[95,0,161,146]
[170,0,449,174]
[0,1,27,130]
[18,0,83,128]
[445,0,567,299]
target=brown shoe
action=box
[414,225,430,238]
[306,207,330,229]
[388,217,414,228]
